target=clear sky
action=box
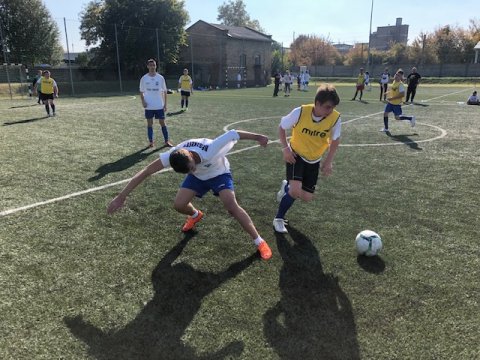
[42,0,476,52]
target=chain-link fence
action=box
[1,18,479,99]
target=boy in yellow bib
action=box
[273,84,341,233]
[178,68,193,111]
[380,69,416,133]
[34,70,58,117]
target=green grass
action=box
[1,84,479,359]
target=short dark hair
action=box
[147,59,156,65]
[314,84,340,106]
[169,149,191,173]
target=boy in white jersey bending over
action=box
[108,129,273,260]
[273,84,341,233]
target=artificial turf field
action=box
[1,84,479,359]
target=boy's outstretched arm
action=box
[235,130,268,147]
[107,159,164,214]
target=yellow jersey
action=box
[356,73,365,85]
[290,104,340,162]
[179,75,192,91]
[388,80,405,105]
[39,77,56,94]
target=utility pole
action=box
[421,34,426,65]
[366,0,374,69]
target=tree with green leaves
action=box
[79,0,189,73]
[289,35,341,66]
[217,0,264,32]
[0,0,63,65]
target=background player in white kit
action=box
[139,59,172,148]
[107,129,273,260]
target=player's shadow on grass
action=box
[9,103,39,109]
[387,132,422,150]
[359,99,369,104]
[166,110,186,116]
[357,255,385,274]
[64,232,257,359]
[88,146,162,182]
[264,227,360,359]
[413,102,429,107]
[2,115,49,126]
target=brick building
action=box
[180,20,272,88]
[370,18,409,51]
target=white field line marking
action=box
[0,88,461,217]
[0,144,271,217]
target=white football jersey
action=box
[160,130,240,180]
[139,73,167,110]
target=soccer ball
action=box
[355,230,382,256]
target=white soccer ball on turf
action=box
[355,230,382,256]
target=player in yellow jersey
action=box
[351,67,366,101]
[34,70,58,117]
[380,69,416,133]
[273,84,341,233]
[178,68,193,111]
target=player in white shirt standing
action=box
[107,129,273,260]
[379,68,390,101]
[139,59,172,148]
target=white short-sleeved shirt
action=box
[380,73,390,84]
[139,73,167,110]
[159,130,240,180]
[283,74,293,84]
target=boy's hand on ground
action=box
[107,195,126,214]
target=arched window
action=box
[254,54,261,65]
[240,54,246,67]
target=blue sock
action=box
[383,116,389,129]
[161,126,169,142]
[276,192,295,219]
[147,126,153,142]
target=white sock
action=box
[191,210,199,218]
[254,237,264,246]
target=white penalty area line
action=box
[0,88,461,217]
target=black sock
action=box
[185,99,188,108]
[181,99,184,108]
[45,104,50,114]
[51,104,55,113]
[384,116,389,129]
[399,115,412,121]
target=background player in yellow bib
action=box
[273,84,341,233]
[178,68,193,111]
[380,69,416,133]
[34,70,58,117]
[351,67,366,101]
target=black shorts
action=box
[40,92,54,101]
[180,90,191,97]
[285,155,320,193]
